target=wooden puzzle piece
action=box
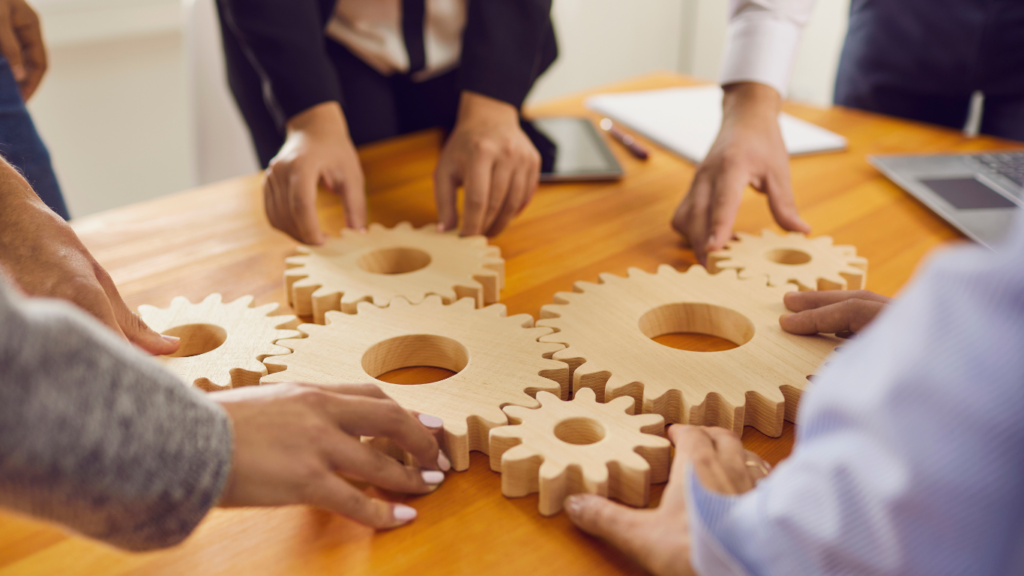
[138,294,300,391]
[284,221,505,323]
[490,388,670,516]
[538,265,842,437]
[708,229,868,291]
[263,296,569,471]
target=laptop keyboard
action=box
[973,153,1024,188]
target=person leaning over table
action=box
[0,155,451,549]
[565,214,1024,574]
[673,0,1024,265]
[216,0,556,243]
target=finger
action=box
[287,170,325,245]
[303,474,419,530]
[666,424,742,502]
[264,171,290,235]
[330,171,367,233]
[517,152,540,216]
[0,12,25,82]
[433,165,460,232]
[89,264,180,355]
[481,159,513,234]
[779,298,887,335]
[704,167,748,254]
[764,166,811,235]
[685,175,713,265]
[703,427,756,493]
[486,164,527,236]
[783,289,892,312]
[323,431,442,494]
[13,6,44,100]
[662,424,714,510]
[316,395,440,471]
[460,154,492,236]
[564,494,660,565]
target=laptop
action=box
[869,152,1024,248]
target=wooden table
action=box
[2,73,1021,575]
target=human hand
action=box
[0,0,46,101]
[564,425,766,576]
[0,159,179,355]
[434,91,540,237]
[265,102,367,244]
[780,290,892,336]
[672,82,810,264]
[214,382,450,529]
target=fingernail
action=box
[161,335,180,344]
[437,451,451,472]
[393,504,417,523]
[421,470,445,485]
[11,65,24,81]
[564,495,584,517]
[418,414,443,429]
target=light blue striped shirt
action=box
[686,214,1024,575]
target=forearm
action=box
[0,282,232,551]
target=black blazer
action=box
[217,0,557,131]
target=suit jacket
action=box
[217,0,557,130]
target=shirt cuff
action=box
[719,15,803,97]
[685,464,755,576]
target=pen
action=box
[599,118,649,160]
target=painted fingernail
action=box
[418,414,443,429]
[161,335,180,344]
[393,504,417,523]
[422,470,445,485]
[437,451,451,472]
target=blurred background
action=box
[28,0,850,218]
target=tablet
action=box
[521,117,624,182]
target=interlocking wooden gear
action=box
[263,296,569,471]
[708,229,868,291]
[285,221,505,323]
[138,294,299,391]
[490,388,670,516]
[537,265,842,437]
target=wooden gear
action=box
[490,388,670,516]
[263,296,569,471]
[537,265,842,437]
[139,294,300,391]
[285,221,505,323]
[708,229,868,291]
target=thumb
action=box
[565,494,658,563]
[99,277,179,355]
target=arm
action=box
[569,217,1024,575]
[672,0,816,264]
[434,0,555,237]
[0,0,46,101]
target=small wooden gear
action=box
[139,294,300,391]
[537,265,841,437]
[263,296,569,471]
[285,221,505,323]
[490,388,670,516]
[708,229,868,291]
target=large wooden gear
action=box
[490,388,670,516]
[537,265,841,437]
[263,296,569,471]
[708,229,868,291]
[285,221,505,323]
[139,294,299,391]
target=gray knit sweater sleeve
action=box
[0,281,233,551]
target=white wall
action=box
[23,0,849,218]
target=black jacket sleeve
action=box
[217,0,340,124]
[460,0,558,109]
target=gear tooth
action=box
[623,267,645,279]
[574,280,600,293]
[810,235,834,246]
[686,265,710,276]
[394,221,414,230]
[552,346,581,361]
[656,264,679,276]
[476,300,503,314]
[550,292,575,306]
[502,443,540,464]
[171,296,191,307]
[597,271,624,284]
[367,222,387,233]
[502,405,534,423]
[606,395,635,413]
[231,294,256,308]
[573,387,598,403]
[322,309,349,325]
[137,304,158,316]
[253,301,279,315]
[534,390,561,406]
[507,313,533,328]
[205,293,224,305]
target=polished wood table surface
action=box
[1,73,1021,575]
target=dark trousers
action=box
[0,57,68,219]
[835,0,1024,142]
[224,35,461,169]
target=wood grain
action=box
[1,72,1021,576]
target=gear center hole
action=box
[161,324,228,358]
[639,303,754,352]
[363,335,468,385]
[357,247,432,275]
[555,417,605,445]
[764,248,812,265]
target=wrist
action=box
[456,91,519,127]
[721,82,782,122]
[285,101,349,139]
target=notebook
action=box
[585,86,847,164]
